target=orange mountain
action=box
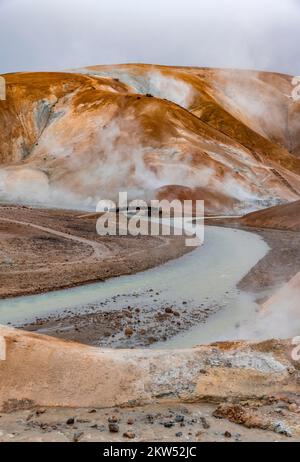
[1,64,300,214]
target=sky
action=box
[0,0,299,75]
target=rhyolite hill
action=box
[1,64,300,214]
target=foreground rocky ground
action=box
[0,326,299,442]
[1,400,299,442]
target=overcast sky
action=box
[0,0,299,75]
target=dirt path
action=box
[0,216,110,260]
[0,205,190,298]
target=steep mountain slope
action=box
[0,65,300,214]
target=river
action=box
[0,226,271,347]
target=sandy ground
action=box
[0,204,191,298]
[0,399,299,442]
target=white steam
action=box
[0,118,214,209]
[145,72,194,108]
[235,273,300,341]
[80,68,195,109]
[212,70,288,142]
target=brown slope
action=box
[0,71,131,164]
[84,64,300,163]
[1,67,300,214]
[82,64,300,197]
[241,199,300,231]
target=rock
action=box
[273,421,292,437]
[146,414,154,424]
[123,431,135,439]
[66,417,75,425]
[88,409,97,414]
[108,415,119,423]
[213,403,292,437]
[200,417,210,429]
[124,327,134,337]
[224,431,232,438]
[213,404,246,425]
[109,423,119,433]
[234,433,242,441]
[175,415,185,423]
[127,418,134,425]
[163,421,174,428]
[73,431,84,442]
[165,307,173,314]
[175,432,183,437]
[288,403,298,413]
[275,408,285,416]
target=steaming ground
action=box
[1,65,300,215]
